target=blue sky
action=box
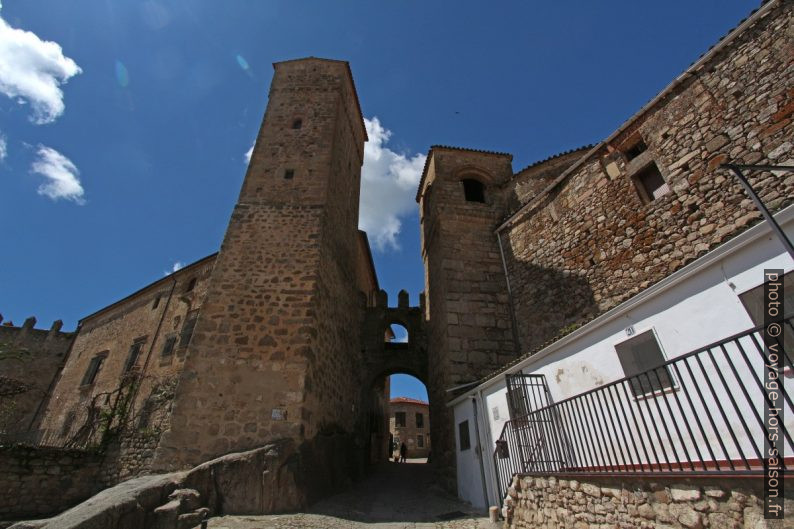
[0,1,758,401]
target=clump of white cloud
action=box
[359,117,425,251]
[243,141,254,164]
[0,9,82,124]
[0,132,6,161]
[30,145,85,204]
[164,261,183,276]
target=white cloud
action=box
[30,145,85,204]
[243,142,254,164]
[359,117,425,251]
[164,261,183,276]
[0,132,6,161]
[0,9,82,124]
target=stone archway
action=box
[357,290,429,465]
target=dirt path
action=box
[207,460,496,529]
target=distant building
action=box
[389,397,431,459]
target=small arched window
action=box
[186,278,197,292]
[462,179,486,203]
[291,118,302,129]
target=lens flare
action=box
[115,60,129,87]
[236,54,250,71]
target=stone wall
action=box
[419,147,519,491]
[504,473,792,529]
[153,58,374,479]
[501,0,794,353]
[33,255,213,481]
[0,445,103,523]
[0,318,73,437]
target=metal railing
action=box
[494,317,793,499]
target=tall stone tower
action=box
[154,58,368,475]
[417,147,517,490]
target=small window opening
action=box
[161,336,177,357]
[284,169,295,180]
[416,412,424,428]
[81,352,108,386]
[386,323,409,343]
[124,337,146,372]
[395,411,406,427]
[462,179,485,203]
[152,296,161,310]
[417,434,424,448]
[180,310,199,347]
[633,162,669,204]
[292,118,302,129]
[458,420,471,451]
[624,140,648,161]
[615,330,675,397]
[186,278,197,292]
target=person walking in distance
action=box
[400,442,407,463]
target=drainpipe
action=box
[128,279,177,411]
[471,396,489,510]
[496,231,521,354]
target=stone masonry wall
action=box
[0,445,103,522]
[504,473,792,529]
[154,59,370,476]
[0,319,73,437]
[35,256,213,482]
[502,1,794,353]
[419,148,518,491]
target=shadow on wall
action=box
[504,241,599,353]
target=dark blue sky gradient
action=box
[1,1,759,398]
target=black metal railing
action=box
[493,317,793,499]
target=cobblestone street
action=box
[207,460,496,529]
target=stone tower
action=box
[154,58,368,476]
[417,147,518,490]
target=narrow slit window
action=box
[462,179,485,203]
[291,118,302,129]
[152,296,161,310]
[284,169,295,180]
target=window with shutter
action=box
[615,330,674,396]
[180,311,199,347]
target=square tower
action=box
[154,58,368,471]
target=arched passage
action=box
[362,368,431,465]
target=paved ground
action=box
[207,460,497,529]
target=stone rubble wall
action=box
[502,0,794,353]
[0,319,73,437]
[503,474,793,529]
[0,445,103,523]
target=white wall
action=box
[452,399,487,509]
[455,206,794,506]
